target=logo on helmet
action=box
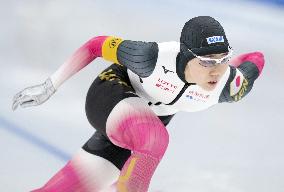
[206,36,224,44]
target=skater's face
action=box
[184,53,229,91]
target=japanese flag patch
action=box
[230,69,246,97]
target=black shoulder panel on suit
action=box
[117,40,159,77]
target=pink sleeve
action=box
[50,36,108,89]
[229,51,265,76]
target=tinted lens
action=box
[199,59,217,67]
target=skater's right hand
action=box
[12,78,56,111]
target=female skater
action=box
[12,16,264,192]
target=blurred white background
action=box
[1,0,284,191]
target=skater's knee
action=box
[106,98,169,159]
[109,120,169,160]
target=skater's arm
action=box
[12,36,158,110]
[50,36,158,89]
[219,52,265,102]
[229,52,264,75]
[50,36,109,89]
[12,36,111,110]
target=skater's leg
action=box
[84,64,169,191]
[106,97,169,192]
[31,149,119,192]
[32,64,138,192]
[31,132,131,192]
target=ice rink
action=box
[1,0,284,191]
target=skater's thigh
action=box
[85,64,138,138]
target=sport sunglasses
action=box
[187,46,233,67]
